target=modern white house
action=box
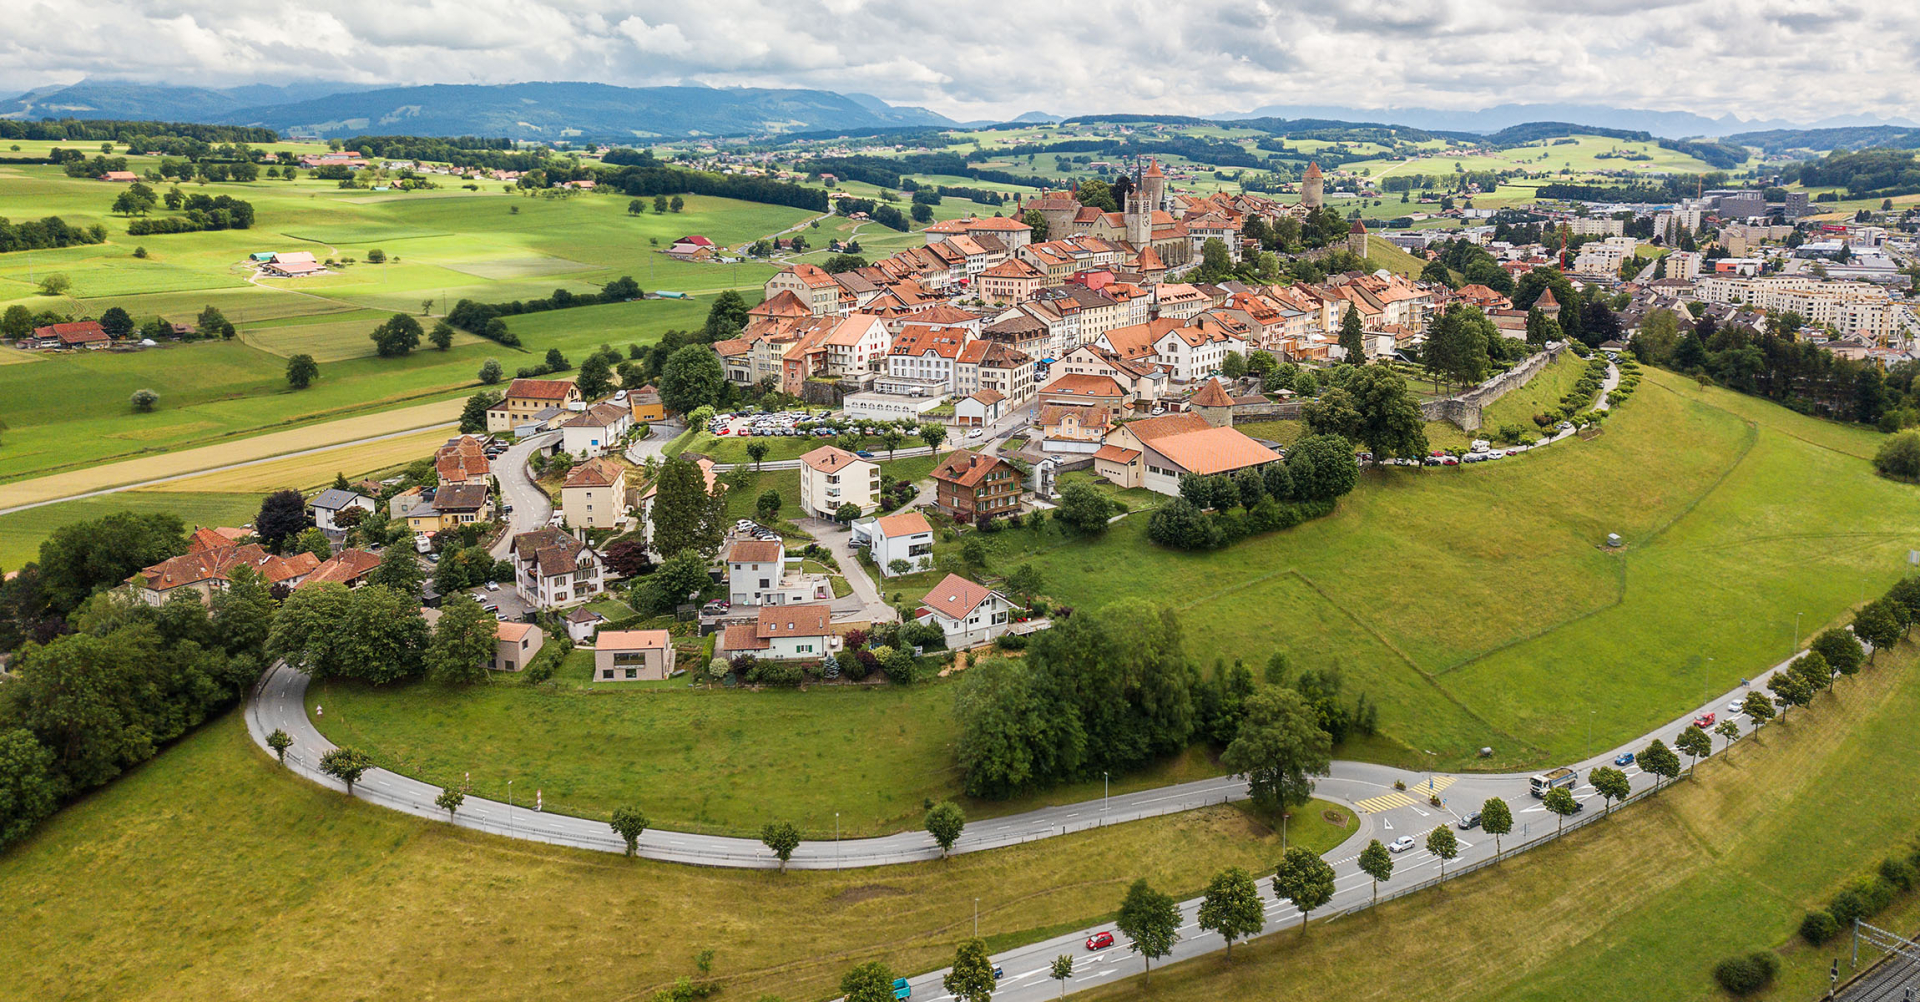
[309,488,377,532]
[591,629,676,681]
[915,573,1019,648]
[725,538,831,606]
[559,402,633,459]
[797,445,880,518]
[866,510,936,577]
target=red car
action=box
[1085,931,1115,950]
[1693,712,1715,729]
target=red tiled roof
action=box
[506,378,577,401]
[917,574,1000,622]
[755,603,832,639]
[728,539,785,564]
[874,511,933,538]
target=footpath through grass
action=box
[1079,639,1920,1002]
[0,710,1352,1002]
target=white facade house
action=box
[870,511,935,577]
[725,538,831,606]
[719,604,838,660]
[509,528,607,609]
[797,445,880,518]
[309,489,377,532]
[915,574,1019,648]
[560,402,633,459]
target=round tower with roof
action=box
[1190,378,1236,428]
[1534,287,1561,320]
[1301,162,1324,210]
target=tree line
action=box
[443,276,643,348]
[0,118,275,144]
[0,215,105,254]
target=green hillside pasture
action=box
[241,315,485,362]
[1471,351,1592,437]
[983,368,1920,769]
[0,490,264,569]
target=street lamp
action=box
[1794,611,1803,653]
[508,779,514,826]
[1103,772,1109,812]
[835,812,840,860]
[974,898,980,939]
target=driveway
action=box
[488,431,558,558]
[797,516,896,624]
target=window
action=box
[625,668,638,679]
[602,669,614,679]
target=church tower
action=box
[1124,159,1152,247]
[1140,158,1166,212]
[1302,162,1324,211]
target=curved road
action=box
[250,637,1815,870]
[487,430,559,558]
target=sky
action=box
[4,0,1917,123]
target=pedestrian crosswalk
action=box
[1409,776,1456,799]
[1353,791,1417,814]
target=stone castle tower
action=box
[1301,162,1324,211]
[1348,218,1368,259]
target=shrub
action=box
[1799,909,1839,945]
[1883,856,1918,892]
[993,632,1028,651]
[1711,952,1779,996]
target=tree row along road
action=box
[250,634,1813,870]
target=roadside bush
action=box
[1799,909,1840,945]
[993,632,1028,651]
[1711,952,1780,996]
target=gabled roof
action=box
[800,445,867,474]
[497,621,538,642]
[931,449,1016,489]
[564,457,626,489]
[728,539,785,564]
[505,378,577,401]
[1144,426,1280,476]
[431,482,492,512]
[562,402,629,429]
[298,548,382,589]
[750,290,813,318]
[917,574,1004,622]
[435,435,491,482]
[1123,412,1213,443]
[756,603,832,638]
[1041,373,1126,398]
[310,488,367,511]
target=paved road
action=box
[712,444,939,472]
[251,633,1819,873]
[0,420,460,518]
[796,516,897,624]
[487,431,558,558]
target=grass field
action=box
[0,157,808,488]
[0,710,1354,1002]
[0,490,265,569]
[140,425,456,493]
[1474,351,1593,437]
[1082,639,1920,1002]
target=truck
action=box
[892,978,911,1000]
[1529,767,1577,798]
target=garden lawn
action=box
[1077,639,1920,1002]
[0,709,1356,1002]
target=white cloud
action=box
[1,0,1916,125]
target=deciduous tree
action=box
[925,801,965,856]
[1675,724,1713,772]
[265,727,292,764]
[1639,739,1681,789]
[1588,765,1630,814]
[610,806,649,857]
[435,787,465,819]
[318,747,372,796]
[1357,839,1393,904]
[1425,824,1460,876]
[1479,797,1513,854]
[944,938,997,1002]
[285,353,319,389]
[761,820,801,871]
[1221,686,1331,813]
[1197,866,1264,958]
[1114,878,1180,981]
[842,962,898,1002]
[1272,846,1335,933]
[426,593,497,684]
[1541,785,1579,833]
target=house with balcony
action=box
[797,445,880,518]
[509,528,607,609]
[930,450,1023,523]
[867,511,935,577]
[915,574,1020,648]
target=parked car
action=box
[1614,751,1636,767]
[1457,811,1481,830]
[485,581,500,591]
[1388,835,1416,853]
[1086,931,1115,950]
[892,978,911,1001]
[856,450,875,459]
[968,428,984,439]
[1693,712,1716,729]
[1557,421,1574,431]
[1440,455,1459,466]
[1424,456,1444,467]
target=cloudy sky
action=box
[4,0,1915,122]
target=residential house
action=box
[798,445,880,518]
[560,401,633,459]
[491,622,546,672]
[930,450,1023,522]
[1037,373,1129,412]
[563,608,605,644]
[405,483,495,535]
[978,257,1048,306]
[29,321,109,349]
[955,340,1035,408]
[309,489,377,532]
[923,215,1033,252]
[628,384,666,423]
[1038,403,1113,454]
[488,378,582,433]
[296,548,383,590]
[562,458,629,530]
[726,538,832,606]
[718,604,836,661]
[592,630,676,680]
[884,324,972,394]
[509,528,607,608]
[870,511,936,577]
[128,537,320,606]
[764,263,847,317]
[954,389,1006,428]
[915,574,1020,648]
[434,435,491,485]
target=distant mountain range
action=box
[0,79,958,139]
[1223,102,1920,140]
[7,79,1920,146]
